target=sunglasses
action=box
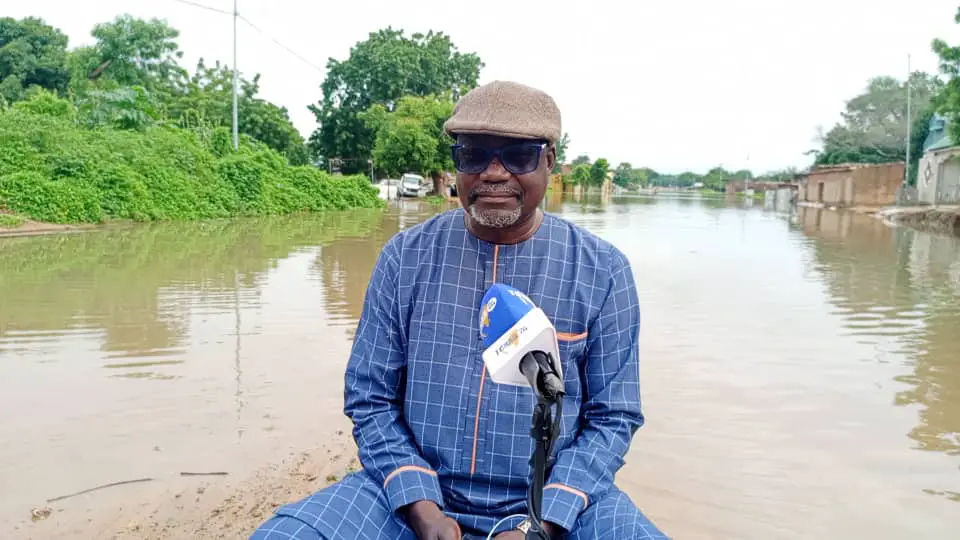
[450,142,547,175]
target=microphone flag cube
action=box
[479,284,561,388]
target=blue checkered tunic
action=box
[251,209,668,539]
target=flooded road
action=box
[1,194,959,539]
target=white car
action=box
[399,173,425,197]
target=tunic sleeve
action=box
[541,247,645,531]
[343,236,445,513]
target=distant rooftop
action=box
[923,113,957,152]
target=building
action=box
[797,162,904,207]
[916,113,960,205]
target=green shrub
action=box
[0,171,103,223]
[0,213,26,228]
[0,93,384,224]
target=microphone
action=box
[479,284,564,401]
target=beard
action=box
[466,183,524,228]
[468,204,523,228]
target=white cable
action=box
[485,513,528,540]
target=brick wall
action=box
[850,162,904,206]
[800,162,903,206]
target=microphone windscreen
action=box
[479,283,537,349]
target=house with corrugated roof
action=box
[917,113,960,204]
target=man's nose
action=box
[480,157,510,181]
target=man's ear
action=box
[546,144,557,170]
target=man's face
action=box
[453,134,556,229]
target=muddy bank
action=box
[875,206,960,236]
[0,215,95,238]
[17,433,359,540]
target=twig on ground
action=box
[44,472,230,503]
[46,478,155,503]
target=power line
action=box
[163,0,324,74]
[163,0,323,151]
[168,0,232,16]
[238,16,325,73]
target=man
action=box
[251,81,668,540]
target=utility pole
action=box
[905,54,912,187]
[232,0,239,151]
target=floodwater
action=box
[1,193,959,539]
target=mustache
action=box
[469,184,522,200]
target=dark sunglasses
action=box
[450,142,547,175]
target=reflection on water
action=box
[1,194,959,538]
[793,207,960,464]
[0,203,439,534]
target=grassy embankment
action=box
[0,92,383,232]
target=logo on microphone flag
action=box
[478,284,562,388]
[480,284,534,349]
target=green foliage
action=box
[0,212,25,228]
[589,158,610,187]
[561,156,611,188]
[310,27,483,173]
[0,171,104,223]
[168,59,309,164]
[568,163,591,185]
[12,86,75,119]
[361,95,454,179]
[551,133,570,174]
[2,15,308,167]
[0,95,382,224]
[79,14,187,96]
[650,171,702,188]
[612,162,651,189]
[932,7,960,150]
[701,167,730,191]
[812,73,942,167]
[424,195,447,207]
[759,167,800,182]
[76,85,159,130]
[0,17,71,103]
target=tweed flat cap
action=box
[443,80,561,143]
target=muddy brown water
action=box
[1,194,958,539]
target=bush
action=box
[0,93,384,224]
[0,171,103,223]
[0,213,26,228]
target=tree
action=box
[552,132,570,174]
[760,167,799,182]
[932,7,960,146]
[637,167,658,185]
[571,154,590,166]
[310,28,483,173]
[633,168,650,187]
[589,158,609,187]
[75,14,187,97]
[169,59,308,164]
[362,95,455,193]
[0,17,71,104]
[813,72,942,166]
[569,163,591,186]
[701,166,729,191]
[75,85,159,130]
[676,172,701,188]
[612,162,634,188]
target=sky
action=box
[7,0,960,175]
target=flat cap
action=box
[443,80,561,143]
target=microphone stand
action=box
[519,352,564,540]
